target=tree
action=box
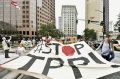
[0,21,17,35]
[84,28,96,41]
[39,23,64,38]
[114,13,120,39]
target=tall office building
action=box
[85,0,103,40]
[39,0,55,25]
[0,0,22,33]
[61,5,77,36]
[0,0,55,37]
[58,17,62,32]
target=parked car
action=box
[112,40,120,51]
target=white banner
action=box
[1,41,120,79]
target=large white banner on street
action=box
[1,41,120,79]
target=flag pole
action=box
[15,8,17,34]
[10,0,12,35]
[3,0,4,35]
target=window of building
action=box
[26,6,29,9]
[22,15,25,18]
[22,6,25,9]
[23,20,25,23]
[26,15,29,18]
[26,1,29,4]
[22,1,25,4]
[27,31,29,35]
[32,31,34,35]
[26,20,29,22]
[26,11,29,13]
[23,11,25,13]
[23,25,25,27]
[23,31,25,35]
[27,25,29,27]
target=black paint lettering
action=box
[34,45,40,53]
[89,52,105,64]
[52,43,60,55]
[42,58,64,75]
[74,44,84,55]
[18,54,45,70]
[42,48,52,54]
[111,65,120,68]
[68,57,90,79]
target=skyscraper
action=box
[61,5,77,36]
[0,0,22,34]
[0,0,55,37]
[85,0,103,40]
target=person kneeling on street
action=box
[96,34,115,61]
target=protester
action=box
[27,38,32,49]
[20,38,26,47]
[16,43,26,56]
[32,38,36,47]
[96,34,115,61]
[2,36,12,58]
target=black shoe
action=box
[5,57,10,58]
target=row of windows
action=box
[23,11,29,14]
[22,15,29,18]
[17,25,29,28]
[22,1,29,4]
[19,31,35,35]
[23,20,29,23]
[22,6,29,9]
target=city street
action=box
[0,0,120,79]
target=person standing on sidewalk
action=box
[2,36,12,58]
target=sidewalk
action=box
[0,47,31,65]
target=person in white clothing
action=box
[2,36,12,58]
[32,38,36,47]
[16,43,26,56]
[20,38,26,47]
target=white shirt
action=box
[102,38,111,54]
[2,40,10,50]
[16,47,26,56]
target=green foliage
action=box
[0,21,16,31]
[39,23,64,38]
[84,28,96,41]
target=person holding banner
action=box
[96,34,115,61]
[2,36,12,58]
[16,43,26,56]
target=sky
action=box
[109,0,120,24]
[55,0,120,35]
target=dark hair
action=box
[106,34,111,38]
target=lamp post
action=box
[3,0,4,35]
